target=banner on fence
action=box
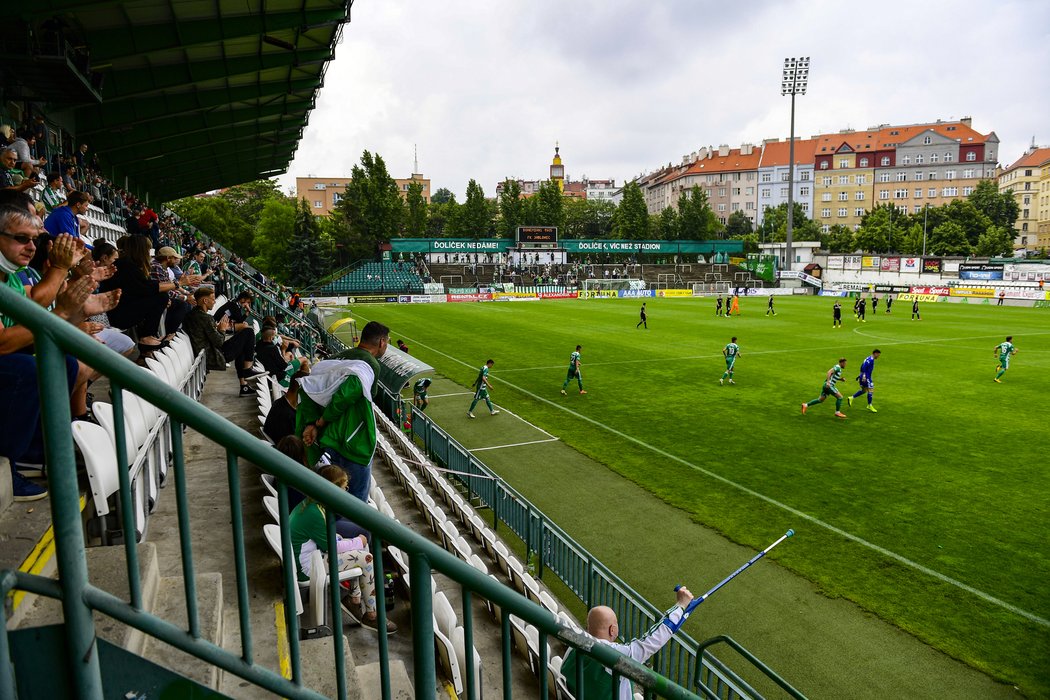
[347,295,399,304]
[580,290,618,299]
[423,282,445,294]
[447,293,493,302]
[880,256,900,272]
[897,293,941,302]
[862,256,880,269]
[617,289,656,298]
[843,255,862,270]
[959,263,1004,281]
[539,291,580,299]
[655,289,694,297]
[909,286,950,296]
[901,257,920,273]
[827,255,844,269]
[949,287,995,298]
[922,258,943,273]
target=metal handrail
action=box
[0,283,703,700]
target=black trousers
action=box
[222,328,256,377]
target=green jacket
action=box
[289,500,328,582]
[297,348,381,466]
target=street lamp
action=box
[782,56,809,272]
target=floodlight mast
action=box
[781,56,809,273]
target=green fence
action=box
[0,283,706,700]
[375,391,807,700]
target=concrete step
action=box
[15,542,160,655]
[355,659,414,699]
[139,572,224,688]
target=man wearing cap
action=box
[150,245,194,337]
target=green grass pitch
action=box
[348,295,1050,696]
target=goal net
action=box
[582,278,647,292]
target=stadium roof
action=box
[4,0,352,203]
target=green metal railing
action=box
[0,284,705,699]
[378,390,807,700]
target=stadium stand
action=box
[313,260,425,295]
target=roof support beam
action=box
[117,130,300,178]
[105,119,302,164]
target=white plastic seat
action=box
[72,421,122,543]
[440,520,460,553]
[260,473,277,498]
[262,524,303,616]
[525,624,549,676]
[452,626,483,699]
[539,590,559,614]
[434,626,463,697]
[432,591,457,641]
[262,495,279,522]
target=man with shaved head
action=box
[562,586,693,698]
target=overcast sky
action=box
[278,0,1050,200]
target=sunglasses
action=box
[0,231,40,246]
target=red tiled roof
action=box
[1001,147,1050,173]
[683,148,762,176]
[758,138,818,167]
[812,131,879,154]
[877,121,988,148]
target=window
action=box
[859,157,869,167]
[746,186,754,195]
[914,172,924,181]
[800,186,810,196]
[944,152,953,162]
[966,151,976,161]
[313,200,322,208]
[945,170,955,180]
[963,168,975,178]
[731,202,740,211]
[879,173,891,183]
[800,171,810,181]
[902,155,911,165]
[761,173,771,182]
[821,224,830,233]
[914,205,923,213]
[855,191,865,200]
[914,188,923,198]
[822,176,832,186]
[331,193,343,204]
[879,190,890,200]
[963,186,974,196]
[822,192,832,202]
[930,153,939,163]
[732,188,741,195]
[839,159,849,168]
[894,189,908,199]
[746,201,755,210]
[839,191,848,201]
[820,161,829,169]
[780,187,789,197]
[717,203,726,212]
[761,188,771,198]
[929,171,937,181]
[718,188,726,197]
[1023,196,1030,205]
[928,188,936,197]
[781,172,790,181]
[747,172,755,180]
[942,187,958,197]
[880,156,890,166]
[733,173,741,181]
[312,183,326,190]
[851,207,862,217]
[1024,169,1033,176]
[821,208,831,218]
[915,154,924,165]
[896,172,907,182]
[923,135,932,145]
[856,175,867,185]
[838,208,848,217]
[838,175,849,185]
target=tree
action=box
[167,178,289,256]
[654,206,680,241]
[678,186,721,239]
[425,200,451,237]
[332,150,403,259]
[724,210,753,239]
[534,180,564,230]
[927,220,972,256]
[820,224,856,253]
[612,182,649,240]
[497,179,523,238]
[968,179,1019,230]
[938,199,991,248]
[854,204,899,253]
[561,197,592,239]
[431,187,454,205]
[250,198,297,276]
[404,182,427,237]
[897,223,925,255]
[284,198,332,288]
[760,202,820,242]
[459,179,490,239]
[974,225,1015,258]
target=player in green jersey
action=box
[468,359,499,418]
[413,377,432,411]
[801,358,848,419]
[720,337,740,385]
[561,345,586,395]
[993,336,1016,383]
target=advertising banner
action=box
[347,295,398,304]
[843,255,862,270]
[423,282,444,294]
[517,226,558,244]
[493,294,541,302]
[943,260,961,273]
[862,256,880,269]
[446,293,493,302]
[656,289,694,297]
[897,293,941,302]
[949,287,995,298]
[580,290,619,299]
[827,256,844,269]
[901,257,920,273]
[397,294,446,304]
[539,291,579,299]
[880,256,900,272]
[959,263,1004,281]
[617,289,656,298]
[909,286,950,296]
[873,284,910,293]
[922,258,943,273]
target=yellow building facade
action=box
[999,147,1050,250]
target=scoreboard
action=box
[517,226,558,246]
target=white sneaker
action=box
[729,380,735,385]
[490,410,500,415]
[467,412,475,419]
[719,378,724,385]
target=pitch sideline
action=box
[341,322,1050,629]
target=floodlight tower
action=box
[781,56,809,272]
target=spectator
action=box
[0,148,37,192]
[181,286,263,396]
[62,164,77,193]
[0,204,91,500]
[255,325,290,378]
[85,240,134,357]
[288,464,396,633]
[74,143,88,172]
[215,290,253,335]
[100,235,198,354]
[8,129,47,178]
[150,246,193,338]
[298,321,389,502]
[264,374,305,444]
[138,205,159,249]
[43,190,91,242]
[40,172,66,213]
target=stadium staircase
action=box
[0,282,710,699]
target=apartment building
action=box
[295,174,431,216]
[756,138,817,226]
[999,146,1050,250]
[813,130,878,231]
[644,144,762,224]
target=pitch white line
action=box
[469,438,560,452]
[349,316,1050,627]
[488,403,558,439]
[426,392,473,398]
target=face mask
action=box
[0,251,24,275]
